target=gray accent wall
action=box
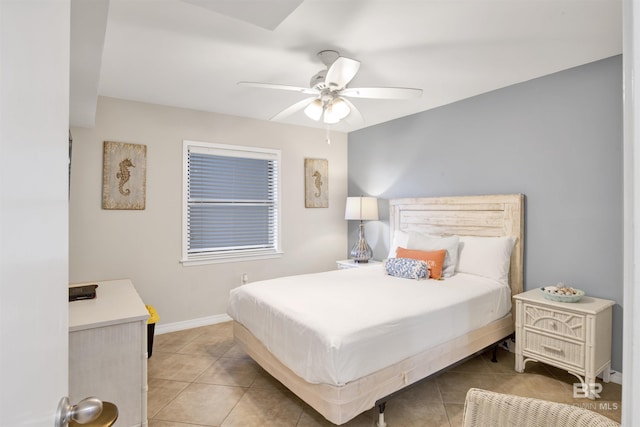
[348,55,623,372]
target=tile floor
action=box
[147,322,621,426]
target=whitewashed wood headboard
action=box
[389,194,524,297]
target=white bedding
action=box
[227,265,511,386]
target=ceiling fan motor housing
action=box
[310,50,340,89]
[310,69,327,89]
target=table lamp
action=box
[345,196,379,263]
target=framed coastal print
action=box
[102,141,147,210]
[304,158,328,208]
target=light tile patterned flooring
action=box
[147,322,621,426]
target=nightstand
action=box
[336,259,382,269]
[513,288,614,399]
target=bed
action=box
[228,194,524,425]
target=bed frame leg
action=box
[491,334,515,363]
[376,402,387,427]
[491,343,499,363]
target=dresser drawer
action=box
[523,329,585,370]
[523,303,585,341]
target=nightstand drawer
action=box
[523,303,585,341]
[523,329,585,369]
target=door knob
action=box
[55,396,103,427]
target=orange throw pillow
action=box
[396,247,447,279]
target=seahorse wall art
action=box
[304,158,328,208]
[117,158,135,196]
[312,170,323,197]
[102,141,147,210]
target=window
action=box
[182,140,281,264]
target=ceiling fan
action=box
[238,50,422,125]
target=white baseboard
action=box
[608,370,623,385]
[154,313,232,335]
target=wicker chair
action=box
[462,388,620,427]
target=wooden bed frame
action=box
[232,194,525,425]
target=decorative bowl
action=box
[540,286,585,303]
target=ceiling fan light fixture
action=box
[323,111,341,124]
[330,97,350,120]
[323,97,350,124]
[304,99,323,121]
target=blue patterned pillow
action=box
[384,258,429,280]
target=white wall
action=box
[1,1,70,425]
[69,97,348,326]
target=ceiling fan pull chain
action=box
[325,126,331,144]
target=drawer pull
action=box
[542,344,563,353]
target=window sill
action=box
[180,251,284,266]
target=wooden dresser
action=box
[69,279,149,427]
[514,288,614,399]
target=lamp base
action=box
[350,222,373,263]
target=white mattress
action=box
[227,265,511,386]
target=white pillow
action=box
[387,230,410,259]
[406,232,460,278]
[456,236,516,284]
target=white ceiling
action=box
[70,0,622,132]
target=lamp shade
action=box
[323,109,341,124]
[345,196,379,221]
[327,97,350,120]
[304,99,323,121]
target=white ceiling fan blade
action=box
[270,97,317,121]
[325,57,360,90]
[340,97,364,125]
[238,81,319,95]
[341,87,422,99]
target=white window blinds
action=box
[183,141,281,263]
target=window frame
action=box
[181,140,282,265]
